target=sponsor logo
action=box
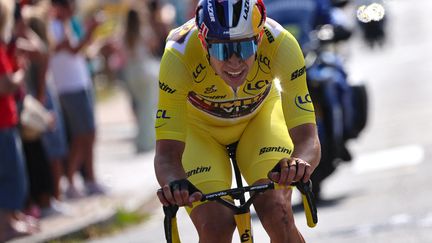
[264,27,274,43]
[156,109,171,119]
[294,93,314,112]
[155,110,170,128]
[186,166,211,177]
[201,94,227,99]
[208,0,216,22]
[204,85,217,94]
[241,229,251,242]
[168,20,195,44]
[205,191,228,200]
[193,63,207,83]
[159,81,176,94]
[250,184,270,190]
[155,123,166,128]
[188,85,271,118]
[243,79,270,95]
[259,55,270,68]
[243,0,250,19]
[259,146,292,155]
[290,66,306,80]
[255,54,271,76]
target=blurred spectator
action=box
[15,1,71,217]
[48,0,104,199]
[121,7,159,153]
[186,0,199,20]
[13,2,56,219]
[147,0,173,58]
[0,0,39,241]
[26,14,68,204]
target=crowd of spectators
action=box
[0,0,196,241]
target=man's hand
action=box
[268,157,312,186]
[156,179,202,208]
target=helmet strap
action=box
[198,32,207,49]
[257,29,264,44]
[206,52,211,64]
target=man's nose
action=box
[226,53,242,66]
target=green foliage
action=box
[47,208,150,242]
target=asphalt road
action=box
[89,0,432,242]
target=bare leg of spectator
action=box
[65,136,86,198]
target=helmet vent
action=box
[232,1,243,27]
[215,0,243,28]
[215,2,227,27]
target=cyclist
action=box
[154,0,321,242]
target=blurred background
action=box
[1,0,431,242]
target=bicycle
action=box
[161,142,318,243]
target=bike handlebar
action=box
[200,180,317,227]
[161,180,318,243]
[161,142,318,243]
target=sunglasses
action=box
[207,38,258,61]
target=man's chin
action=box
[223,73,247,89]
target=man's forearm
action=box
[154,139,187,186]
[289,124,321,170]
[154,157,188,187]
[291,136,321,170]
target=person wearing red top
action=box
[0,42,19,128]
[0,1,34,241]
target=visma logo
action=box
[295,94,314,112]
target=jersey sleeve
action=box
[272,30,316,129]
[155,48,192,142]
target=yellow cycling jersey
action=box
[156,18,315,142]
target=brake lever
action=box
[296,180,318,227]
[161,179,201,243]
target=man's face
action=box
[209,54,255,89]
[207,37,258,89]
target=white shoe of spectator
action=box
[40,199,74,218]
[65,186,84,200]
[85,182,107,196]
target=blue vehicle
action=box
[266,0,368,201]
[305,28,368,199]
